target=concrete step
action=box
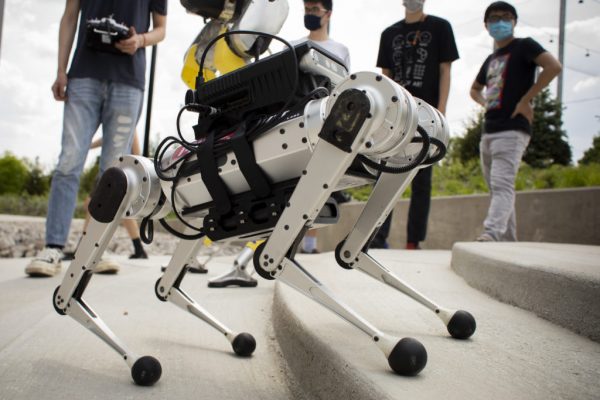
[451,242,600,342]
[274,250,600,400]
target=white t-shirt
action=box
[292,37,351,71]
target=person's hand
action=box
[511,99,534,123]
[115,26,143,55]
[51,71,68,101]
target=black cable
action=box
[158,218,205,240]
[420,137,447,165]
[140,216,154,244]
[357,125,431,174]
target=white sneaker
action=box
[93,259,121,275]
[25,248,63,277]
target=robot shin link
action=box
[52,1,476,386]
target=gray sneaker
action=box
[93,259,121,275]
[25,248,63,277]
[476,233,494,242]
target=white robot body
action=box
[159,71,433,220]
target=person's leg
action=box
[482,131,530,241]
[91,82,143,273]
[98,82,143,174]
[370,212,391,249]
[302,229,319,253]
[500,132,530,241]
[123,219,148,258]
[45,78,103,248]
[406,166,432,248]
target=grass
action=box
[2,163,599,216]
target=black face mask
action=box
[304,14,322,31]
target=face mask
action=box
[403,0,425,13]
[488,21,514,41]
[304,14,322,31]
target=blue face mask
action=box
[304,14,322,31]
[488,21,514,41]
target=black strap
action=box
[197,132,231,215]
[231,124,272,198]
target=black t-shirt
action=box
[476,37,546,135]
[377,15,459,107]
[68,0,167,91]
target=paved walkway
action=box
[0,244,599,399]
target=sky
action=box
[0,0,599,171]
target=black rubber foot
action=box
[232,332,256,357]
[131,356,162,386]
[447,310,476,340]
[387,337,427,376]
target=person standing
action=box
[25,0,167,277]
[470,1,562,242]
[298,0,351,254]
[375,0,459,249]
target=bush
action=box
[0,152,29,194]
[23,157,51,196]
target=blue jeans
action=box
[480,130,531,241]
[46,78,143,247]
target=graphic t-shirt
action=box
[376,15,459,107]
[68,0,167,91]
[476,37,546,135]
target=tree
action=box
[23,157,50,196]
[450,112,483,163]
[579,134,600,165]
[79,157,100,198]
[524,88,571,167]
[453,88,571,167]
[0,152,29,194]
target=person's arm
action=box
[51,0,80,101]
[115,12,167,55]
[131,132,142,156]
[511,51,562,122]
[437,62,452,115]
[470,80,486,107]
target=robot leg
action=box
[53,157,166,385]
[252,88,428,375]
[334,95,476,340]
[208,242,259,288]
[156,234,257,356]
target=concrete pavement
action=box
[0,256,303,400]
[0,245,599,399]
[276,249,600,400]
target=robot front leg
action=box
[251,89,428,375]
[336,171,476,340]
[53,160,164,385]
[156,233,256,356]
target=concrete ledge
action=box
[272,282,391,400]
[316,187,600,251]
[451,242,600,342]
[272,250,600,399]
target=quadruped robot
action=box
[52,0,476,386]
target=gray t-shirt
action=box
[68,0,167,91]
[293,37,351,70]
